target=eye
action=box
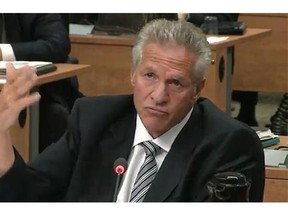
[144,72,155,79]
[170,79,182,87]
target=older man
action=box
[0,19,264,202]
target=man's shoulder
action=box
[196,97,255,132]
[196,97,225,116]
[194,98,261,154]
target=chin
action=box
[146,122,168,137]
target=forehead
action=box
[141,42,197,72]
[143,41,192,56]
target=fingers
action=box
[6,62,37,85]
[0,64,40,133]
[0,91,40,133]
[0,63,40,119]
[5,62,18,84]
[3,63,38,102]
[13,92,41,112]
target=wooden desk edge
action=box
[210,28,272,50]
[70,34,135,46]
[36,64,92,86]
[0,64,92,88]
[265,167,288,179]
[70,28,272,49]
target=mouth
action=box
[146,107,168,116]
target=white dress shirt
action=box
[116,107,193,202]
[0,44,16,61]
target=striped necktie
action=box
[129,140,160,202]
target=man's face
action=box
[131,42,204,138]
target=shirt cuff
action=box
[0,44,16,61]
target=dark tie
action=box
[129,140,160,202]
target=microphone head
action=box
[113,157,128,175]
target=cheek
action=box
[133,84,150,106]
[134,79,152,96]
[170,94,194,114]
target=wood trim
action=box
[265,167,288,180]
[233,14,288,92]
[70,34,135,46]
[209,28,272,50]
[36,64,92,86]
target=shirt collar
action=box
[133,106,193,152]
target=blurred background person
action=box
[0,13,83,152]
[269,93,288,135]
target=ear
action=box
[193,78,206,100]
[130,65,136,86]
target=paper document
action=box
[0,61,55,84]
[207,36,229,44]
[0,78,6,84]
[69,24,94,35]
[0,61,52,71]
[255,128,279,141]
[264,149,288,167]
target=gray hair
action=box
[132,19,211,86]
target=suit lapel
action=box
[96,100,205,202]
[144,104,204,201]
[106,111,137,161]
[96,110,137,200]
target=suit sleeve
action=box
[10,13,70,63]
[0,100,81,201]
[212,127,265,201]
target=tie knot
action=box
[141,141,160,157]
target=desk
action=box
[264,136,288,201]
[234,14,288,92]
[70,28,271,112]
[70,34,134,96]
[205,28,271,112]
[1,64,92,161]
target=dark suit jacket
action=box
[2,13,82,151]
[2,13,79,107]
[0,95,265,202]
[3,13,70,63]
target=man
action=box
[0,13,82,152]
[0,19,265,202]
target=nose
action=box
[151,82,168,105]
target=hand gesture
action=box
[0,63,41,132]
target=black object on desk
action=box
[207,172,251,201]
[36,63,57,75]
[0,61,57,78]
[201,21,247,35]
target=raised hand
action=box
[0,63,41,132]
[0,63,41,175]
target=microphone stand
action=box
[112,157,127,202]
[113,173,122,202]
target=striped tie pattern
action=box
[129,141,160,202]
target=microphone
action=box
[112,157,128,202]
